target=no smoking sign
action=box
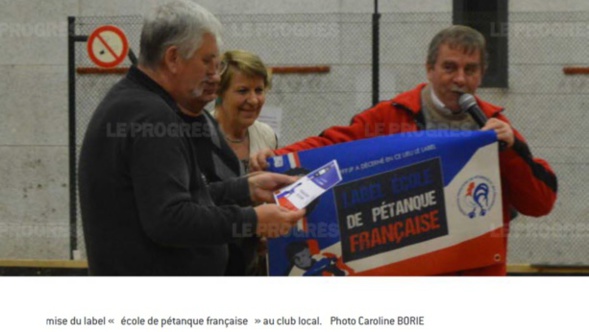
[87,25,129,68]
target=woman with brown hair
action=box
[211,50,278,174]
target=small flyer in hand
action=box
[274,159,343,211]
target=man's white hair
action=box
[138,0,223,69]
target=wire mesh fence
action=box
[488,12,589,265]
[72,12,588,267]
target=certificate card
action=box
[274,160,342,211]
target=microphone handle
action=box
[465,107,488,128]
[466,107,507,150]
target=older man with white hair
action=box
[79,0,304,276]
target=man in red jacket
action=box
[251,25,557,276]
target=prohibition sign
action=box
[87,25,129,68]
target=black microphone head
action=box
[458,93,477,111]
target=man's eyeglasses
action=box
[210,60,227,76]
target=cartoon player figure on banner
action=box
[285,240,354,276]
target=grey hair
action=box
[138,0,222,69]
[427,25,488,71]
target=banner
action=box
[267,130,504,276]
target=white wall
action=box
[0,0,78,259]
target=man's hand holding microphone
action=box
[459,93,514,149]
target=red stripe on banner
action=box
[355,228,506,276]
[293,153,301,168]
[308,240,320,255]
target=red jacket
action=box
[276,83,558,276]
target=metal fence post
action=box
[67,16,78,260]
[372,0,381,106]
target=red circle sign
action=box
[87,25,129,68]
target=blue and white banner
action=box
[267,131,504,276]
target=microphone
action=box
[458,93,507,150]
[458,93,487,127]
